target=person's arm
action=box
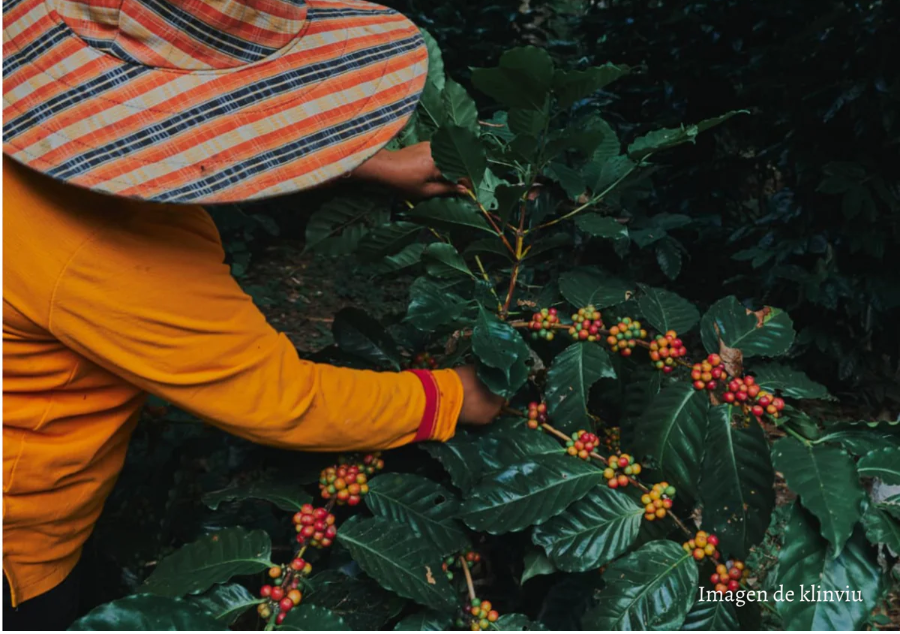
[350,142,470,199]
[48,207,501,451]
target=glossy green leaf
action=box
[333,307,400,370]
[405,277,467,330]
[421,431,483,493]
[584,154,634,195]
[366,473,469,556]
[472,306,529,374]
[521,548,558,584]
[636,284,700,335]
[750,362,832,400]
[432,124,486,189]
[815,428,900,456]
[544,162,586,199]
[701,297,795,358]
[635,383,710,500]
[553,63,631,108]
[337,516,456,611]
[422,243,474,279]
[406,197,492,234]
[141,528,272,597]
[575,214,628,239]
[581,541,698,630]
[862,503,900,552]
[774,504,882,630]
[442,79,478,131]
[681,597,739,631]
[394,611,454,631]
[559,266,633,309]
[495,614,549,630]
[857,448,900,484]
[419,29,445,92]
[544,342,616,433]
[460,454,604,534]
[656,238,683,280]
[305,569,405,631]
[375,243,426,275]
[304,197,383,256]
[509,105,550,137]
[465,237,514,259]
[277,604,349,631]
[700,406,775,559]
[69,595,227,631]
[201,482,311,513]
[478,422,562,470]
[471,47,554,109]
[186,583,261,625]
[771,438,864,556]
[627,111,746,160]
[357,222,421,260]
[532,487,643,572]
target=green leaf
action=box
[141,528,272,598]
[532,487,643,572]
[635,383,710,500]
[509,105,550,137]
[406,198,492,234]
[521,548,558,584]
[69,595,227,630]
[333,307,400,370]
[584,154,634,195]
[700,406,775,559]
[575,214,627,239]
[857,448,900,484]
[405,277,466,330]
[442,79,477,131]
[186,584,261,625]
[750,362,832,400]
[559,266,633,309]
[478,421,562,470]
[636,284,700,335]
[419,29,445,92]
[774,504,882,630]
[656,238,683,280]
[682,597,739,631]
[337,516,456,611]
[394,611,454,631]
[357,222,421,260]
[581,541,698,630]
[861,504,900,552]
[495,614,549,630]
[815,429,900,456]
[477,355,529,400]
[471,47,554,110]
[495,184,527,225]
[460,454,604,534]
[544,343,616,433]
[277,604,349,631]
[771,438,865,556]
[366,473,469,556]
[422,243,474,279]
[544,162,586,199]
[375,243,426,275]
[465,238,514,259]
[553,63,631,108]
[201,482,311,513]
[305,570,405,630]
[627,111,747,160]
[432,125,486,189]
[305,197,383,255]
[421,431,483,493]
[700,297,795,358]
[472,306,529,374]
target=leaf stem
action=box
[465,190,516,255]
[782,424,812,446]
[459,555,477,602]
[475,256,504,313]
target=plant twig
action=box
[465,189,516,254]
[475,256,504,313]
[459,555,477,601]
[782,424,812,446]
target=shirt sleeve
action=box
[46,205,462,452]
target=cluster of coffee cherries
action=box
[606,317,647,356]
[409,352,438,369]
[568,305,603,342]
[683,531,720,561]
[292,504,337,548]
[723,376,784,419]
[602,453,641,488]
[566,430,600,460]
[710,559,749,595]
[641,482,676,521]
[529,307,559,342]
[602,426,621,453]
[526,401,548,430]
[319,453,383,506]
[649,331,687,374]
[441,549,481,581]
[258,563,305,624]
[691,354,726,391]
[459,598,500,631]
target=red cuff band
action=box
[406,369,440,442]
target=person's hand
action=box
[453,365,505,426]
[351,142,469,200]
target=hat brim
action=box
[2,0,427,204]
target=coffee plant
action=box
[70,35,899,631]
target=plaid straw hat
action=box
[2,0,428,203]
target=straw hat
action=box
[2,0,427,203]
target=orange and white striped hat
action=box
[2,0,428,203]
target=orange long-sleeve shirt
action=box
[2,158,463,606]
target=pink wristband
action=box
[405,369,440,442]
